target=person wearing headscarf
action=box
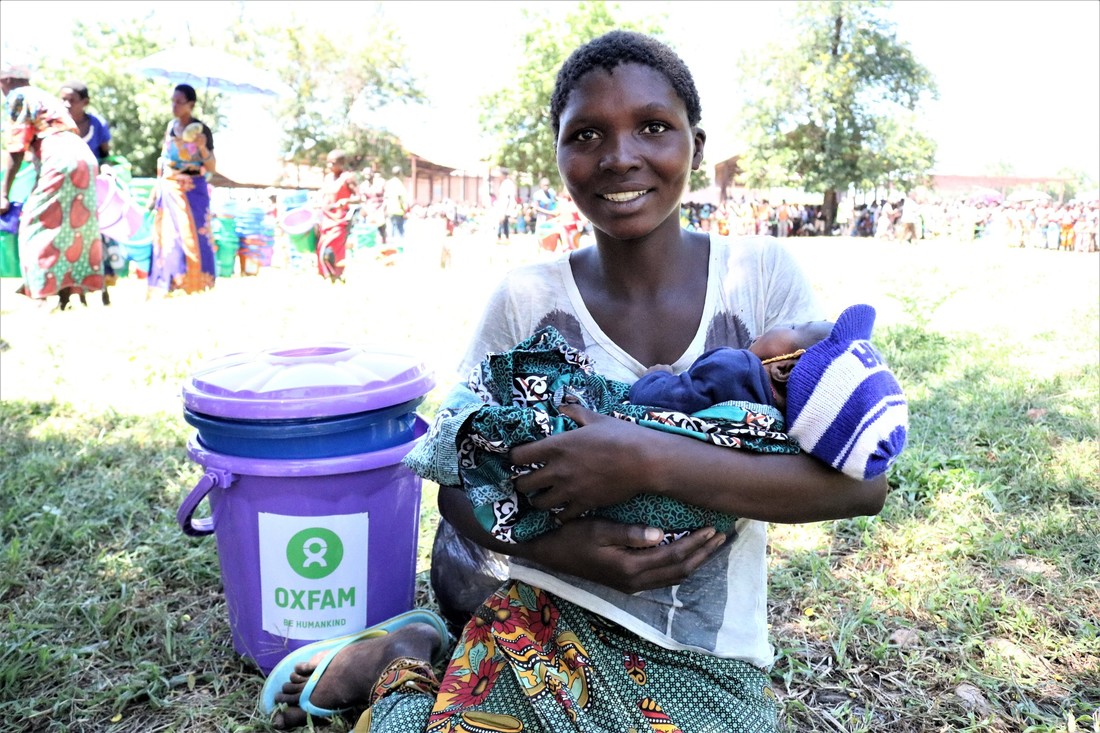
[0,59,103,310]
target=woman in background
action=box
[317,149,358,283]
[0,61,102,311]
[148,83,216,295]
[60,79,115,305]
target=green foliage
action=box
[1053,166,1096,202]
[34,18,173,177]
[235,9,425,172]
[737,1,938,206]
[25,6,425,179]
[689,168,711,192]
[478,1,664,187]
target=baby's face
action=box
[750,320,832,413]
[749,320,832,362]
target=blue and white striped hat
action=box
[786,304,908,480]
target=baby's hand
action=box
[643,364,674,376]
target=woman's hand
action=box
[510,402,655,522]
[519,517,727,594]
[0,196,9,215]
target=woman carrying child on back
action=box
[262,30,894,732]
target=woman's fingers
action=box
[528,519,728,593]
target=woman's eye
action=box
[642,122,670,134]
[572,129,598,142]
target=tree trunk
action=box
[824,189,838,234]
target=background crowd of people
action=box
[675,193,1099,253]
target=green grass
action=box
[1,235,1097,731]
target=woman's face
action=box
[555,63,704,242]
[59,88,88,120]
[171,90,194,119]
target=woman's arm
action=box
[511,402,887,525]
[437,483,730,594]
[197,131,216,176]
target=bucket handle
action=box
[177,468,235,537]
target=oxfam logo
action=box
[286,528,344,580]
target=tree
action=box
[736,0,937,230]
[236,10,424,174]
[1052,166,1095,203]
[689,168,711,192]
[36,18,175,177]
[479,1,664,188]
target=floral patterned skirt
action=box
[149,173,215,294]
[357,581,780,733]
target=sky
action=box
[2,0,1098,182]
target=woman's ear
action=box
[692,127,706,170]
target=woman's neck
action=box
[177,112,193,127]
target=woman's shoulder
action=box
[709,233,819,319]
[493,257,567,294]
[710,233,799,268]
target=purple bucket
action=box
[177,344,435,674]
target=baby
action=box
[162,122,206,172]
[631,303,909,481]
[406,305,908,544]
[632,319,834,414]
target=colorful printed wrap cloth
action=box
[405,326,799,545]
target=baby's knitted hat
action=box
[786,304,908,480]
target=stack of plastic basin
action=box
[117,210,155,277]
[213,216,239,278]
[177,344,435,674]
[236,206,274,274]
[352,220,377,250]
[278,190,309,214]
[128,177,157,210]
[0,228,19,278]
[0,162,38,277]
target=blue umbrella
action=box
[133,46,291,100]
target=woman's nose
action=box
[598,134,641,174]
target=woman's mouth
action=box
[601,190,649,203]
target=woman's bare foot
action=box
[271,622,442,730]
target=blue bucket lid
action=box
[182,344,435,420]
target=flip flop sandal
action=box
[259,608,451,720]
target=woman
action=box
[317,149,358,283]
[264,31,888,732]
[148,83,216,295]
[58,80,110,161]
[60,80,115,305]
[0,62,103,310]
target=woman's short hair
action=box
[550,30,702,137]
[60,81,89,100]
[174,84,198,104]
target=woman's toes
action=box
[273,708,308,730]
